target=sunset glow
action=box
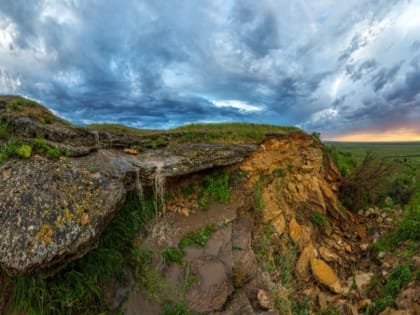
[331,129,420,142]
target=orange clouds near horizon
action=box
[329,128,420,142]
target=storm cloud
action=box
[0,0,419,138]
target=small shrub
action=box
[161,247,184,265]
[201,171,230,203]
[272,168,285,177]
[16,144,32,159]
[367,264,413,314]
[151,137,165,149]
[292,298,310,315]
[0,141,31,163]
[32,139,61,159]
[323,145,356,176]
[178,224,217,249]
[0,123,9,140]
[6,100,23,111]
[311,211,330,228]
[339,152,395,211]
[182,184,195,196]
[311,132,321,143]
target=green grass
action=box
[326,141,420,162]
[0,140,32,163]
[0,139,65,164]
[178,224,217,249]
[161,247,184,265]
[32,139,61,159]
[200,171,231,204]
[129,246,172,302]
[86,123,160,137]
[172,122,300,144]
[89,122,301,145]
[323,145,357,176]
[311,211,330,228]
[0,122,9,140]
[253,179,264,213]
[1,95,65,125]
[9,193,156,315]
[366,263,413,314]
[160,302,198,315]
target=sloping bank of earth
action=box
[0,96,418,314]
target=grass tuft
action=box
[367,263,413,314]
[161,247,184,265]
[178,224,217,249]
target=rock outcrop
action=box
[0,99,256,276]
[0,154,126,275]
[0,143,254,275]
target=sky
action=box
[0,0,420,141]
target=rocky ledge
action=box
[0,97,256,275]
[0,143,255,275]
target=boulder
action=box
[311,258,342,294]
[257,289,274,310]
[0,154,126,275]
[185,258,234,313]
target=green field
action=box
[326,141,420,164]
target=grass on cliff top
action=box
[0,95,69,125]
[2,95,301,145]
[86,123,161,137]
[171,122,301,144]
[88,122,301,144]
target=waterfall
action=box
[154,163,166,214]
[135,169,145,211]
[92,131,100,147]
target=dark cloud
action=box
[371,62,403,92]
[0,0,419,137]
[346,59,378,81]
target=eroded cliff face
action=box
[241,133,345,234]
[117,133,372,315]
[1,98,416,314]
[131,133,416,315]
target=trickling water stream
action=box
[154,162,166,214]
[92,131,100,146]
[135,169,145,211]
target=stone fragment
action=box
[257,289,274,310]
[311,258,342,294]
[123,148,138,155]
[289,218,303,245]
[319,246,341,264]
[396,286,420,310]
[295,244,316,280]
[271,214,286,235]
